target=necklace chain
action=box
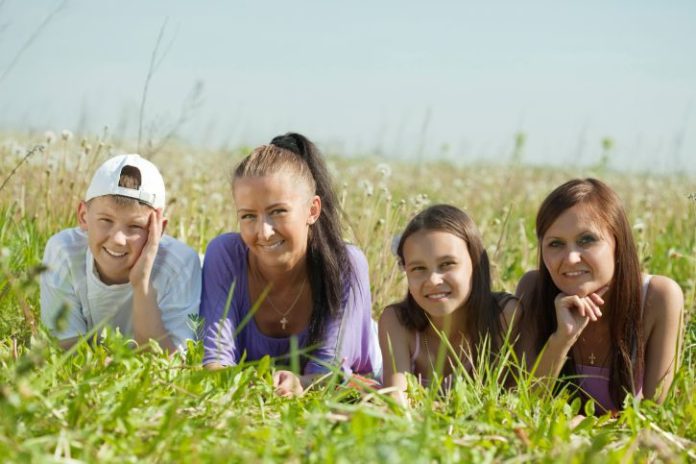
[422,332,435,372]
[576,331,609,366]
[252,261,307,331]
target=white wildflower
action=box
[391,234,401,257]
[359,179,374,196]
[376,162,392,178]
[44,131,56,145]
[61,129,73,141]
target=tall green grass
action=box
[0,132,694,462]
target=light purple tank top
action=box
[575,274,651,412]
[409,293,514,387]
[409,332,453,389]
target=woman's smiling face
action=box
[541,204,616,297]
[234,173,320,272]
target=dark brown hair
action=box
[232,133,352,347]
[392,204,505,360]
[525,178,643,408]
[87,165,147,208]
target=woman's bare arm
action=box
[642,275,684,403]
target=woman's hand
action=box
[553,287,607,343]
[273,370,304,397]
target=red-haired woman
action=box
[517,178,684,413]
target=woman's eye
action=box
[240,214,255,221]
[271,209,287,216]
[578,235,597,246]
[408,266,426,273]
[441,261,456,269]
[547,240,563,248]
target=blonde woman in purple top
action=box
[516,178,684,413]
[201,133,380,396]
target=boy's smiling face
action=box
[77,196,153,285]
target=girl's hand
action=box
[273,370,304,397]
[553,287,607,343]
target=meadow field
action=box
[0,132,694,462]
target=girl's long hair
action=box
[392,204,505,361]
[525,178,643,408]
[233,133,352,346]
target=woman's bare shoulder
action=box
[515,270,539,300]
[644,275,684,330]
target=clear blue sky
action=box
[1,0,694,172]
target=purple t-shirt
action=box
[200,233,377,376]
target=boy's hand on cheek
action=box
[129,208,164,291]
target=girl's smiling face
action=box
[402,229,473,322]
[541,204,616,297]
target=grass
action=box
[0,131,695,462]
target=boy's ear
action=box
[307,195,321,225]
[161,217,168,236]
[77,201,89,231]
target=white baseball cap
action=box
[85,154,166,209]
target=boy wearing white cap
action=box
[40,154,201,353]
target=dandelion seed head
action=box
[44,131,56,145]
[376,163,392,178]
[61,130,73,141]
[359,179,374,196]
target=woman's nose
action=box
[257,217,274,241]
[565,247,582,264]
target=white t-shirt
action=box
[40,227,201,350]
